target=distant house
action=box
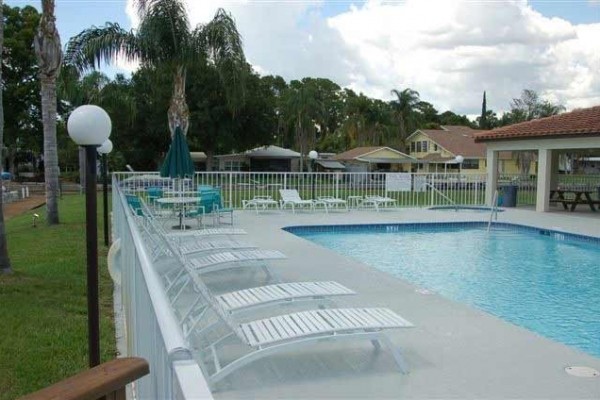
[215,145,301,172]
[406,125,531,175]
[190,152,207,171]
[312,153,346,172]
[333,147,416,172]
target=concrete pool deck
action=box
[204,207,600,399]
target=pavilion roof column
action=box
[485,148,499,207]
[536,149,553,212]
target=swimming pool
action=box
[428,205,505,212]
[287,222,600,358]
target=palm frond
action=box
[136,0,190,64]
[199,9,247,114]
[65,23,140,72]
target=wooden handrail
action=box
[20,357,149,400]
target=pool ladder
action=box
[425,182,458,211]
[487,190,499,232]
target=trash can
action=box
[500,184,518,207]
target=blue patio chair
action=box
[213,190,234,225]
[125,194,144,216]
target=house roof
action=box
[474,106,600,142]
[216,145,301,159]
[415,126,487,158]
[317,160,346,169]
[334,146,414,162]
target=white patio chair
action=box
[242,195,280,214]
[318,196,349,213]
[279,189,319,213]
[363,195,397,212]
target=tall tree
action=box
[479,91,487,129]
[502,89,565,176]
[34,0,62,225]
[281,80,323,170]
[0,0,13,274]
[2,4,42,176]
[65,1,246,138]
[390,88,420,150]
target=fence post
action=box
[228,172,233,208]
[430,175,435,206]
[283,173,287,190]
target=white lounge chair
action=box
[363,195,397,211]
[318,196,348,213]
[216,281,355,313]
[242,195,280,214]
[188,249,286,274]
[279,189,322,213]
[169,259,414,389]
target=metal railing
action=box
[114,171,496,209]
[112,176,212,399]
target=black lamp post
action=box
[308,150,318,199]
[97,140,113,247]
[67,105,112,368]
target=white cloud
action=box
[124,0,600,115]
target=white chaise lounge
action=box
[186,276,414,388]
[279,189,323,213]
[242,195,280,214]
[363,195,397,211]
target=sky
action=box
[6,0,600,118]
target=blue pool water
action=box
[290,223,600,358]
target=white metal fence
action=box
[112,171,600,209]
[112,177,212,399]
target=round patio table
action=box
[156,196,201,230]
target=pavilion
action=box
[475,106,600,212]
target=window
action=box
[422,141,428,152]
[410,142,416,153]
[416,142,422,152]
[434,144,438,151]
[461,159,479,169]
[223,161,243,171]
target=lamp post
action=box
[455,154,464,176]
[308,150,318,199]
[67,105,112,368]
[97,139,113,247]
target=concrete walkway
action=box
[209,207,600,399]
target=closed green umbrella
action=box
[160,126,195,178]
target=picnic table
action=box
[550,189,598,212]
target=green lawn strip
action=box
[0,194,116,399]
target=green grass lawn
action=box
[0,194,116,399]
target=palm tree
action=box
[0,0,13,274]
[34,0,62,225]
[390,88,420,149]
[281,82,323,170]
[65,0,246,137]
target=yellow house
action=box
[406,125,533,175]
[334,146,416,172]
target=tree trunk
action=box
[35,0,62,225]
[205,150,214,171]
[0,0,12,274]
[167,66,189,136]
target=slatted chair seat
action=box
[240,308,413,347]
[178,239,256,256]
[217,281,355,312]
[188,249,286,271]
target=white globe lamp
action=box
[67,105,112,146]
[308,150,318,160]
[455,155,464,164]
[97,139,113,155]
